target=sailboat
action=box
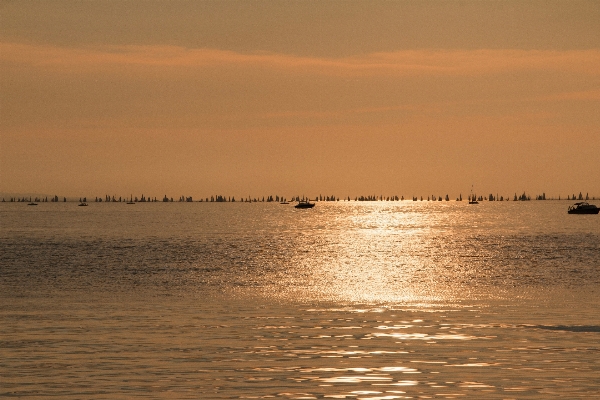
[469,185,478,204]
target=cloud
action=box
[534,89,600,102]
[2,42,599,77]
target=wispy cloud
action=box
[2,42,599,77]
[534,89,600,102]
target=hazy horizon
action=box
[2,189,597,202]
[2,1,599,196]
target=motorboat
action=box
[78,202,88,206]
[27,202,38,206]
[567,202,599,214]
[294,200,315,209]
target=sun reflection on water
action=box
[265,201,600,305]
[278,203,475,304]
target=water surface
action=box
[1,201,599,398]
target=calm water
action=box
[1,201,599,398]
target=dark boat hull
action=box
[568,208,599,214]
[294,203,315,209]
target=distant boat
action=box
[568,202,599,215]
[294,200,315,209]
[280,201,290,205]
[27,202,37,206]
[126,201,135,204]
[78,202,88,207]
[469,185,478,204]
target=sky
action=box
[1,1,599,199]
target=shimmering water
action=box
[1,201,599,398]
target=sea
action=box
[1,200,599,399]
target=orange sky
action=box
[1,1,599,199]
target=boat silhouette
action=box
[294,199,315,209]
[468,185,478,204]
[568,202,599,214]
